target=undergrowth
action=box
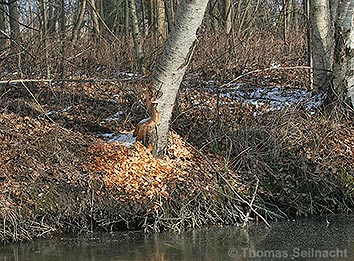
[0,31,353,242]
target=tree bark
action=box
[72,0,87,44]
[48,0,57,35]
[59,0,65,81]
[0,3,6,48]
[310,0,354,107]
[310,0,333,92]
[332,0,354,106]
[224,0,232,34]
[40,0,50,78]
[128,0,146,74]
[165,0,174,33]
[87,0,100,35]
[124,0,130,35]
[8,0,21,43]
[157,0,166,38]
[144,0,209,157]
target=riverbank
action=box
[1,81,353,242]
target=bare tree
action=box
[136,0,209,157]
[332,0,354,106]
[48,0,57,35]
[156,0,166,38]
[40,0,50,78]
[0,2,6,48]
[8,0,21,43]
[311,0,354,106]
[310,0,333,92]
[72,0,87,44]
[87,0,100,35]
[224,0,232,34]
[165,0,174,33]
[129,0,146,74]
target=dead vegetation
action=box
[0,32,353,242]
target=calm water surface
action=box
[1,215,353,260]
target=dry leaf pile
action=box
[85,132,218,212]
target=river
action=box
[1,215,353,260]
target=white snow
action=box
[100,111,124,124]
[97,132,137,148]
[216,86,325,114]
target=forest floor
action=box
[0,33,354,242]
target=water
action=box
[1,215,353,260]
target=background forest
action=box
[0,0,308,80]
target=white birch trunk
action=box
[332,0,354,106]
[147,0,209,157]
[310,0,333,92]
[311,0,354,106]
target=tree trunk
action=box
[224,0,232,34]
[165,0,174,33]
[72,0,87,44]
[208,0,220,33]
[8,0,21,43]
[87,0,101,35]
[311,0,354,107]
[48,0,57,36]
[157,0,167,38]
[59,0,65,81]
[124,0,130,35]
[305,0,313,88]
[283,0,293,43]
[40,0,51,78]
[0,3,6,48]
[332,0,354,106]
[310,0,333,92]
[128,0,146,74]
[143,0,209,157]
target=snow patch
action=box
[98,132,137,148]
[217,86,325,114]
[100,111,124,124]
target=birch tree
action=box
[129,0,146,74]
[136,0,209,157]
[310,0,333,92]
[332,0,354,106]
[311,0,354,106]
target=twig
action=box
[0,77,145,85]
[20,82,55,124]
[185,139,271,227]
[220,66,311,89]
[243,176,259,226]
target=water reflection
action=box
[0,215,353,260]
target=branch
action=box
[0,77,145,85]
[0,29,36,59]
[220,65,311,89]
[186,139,271,227]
